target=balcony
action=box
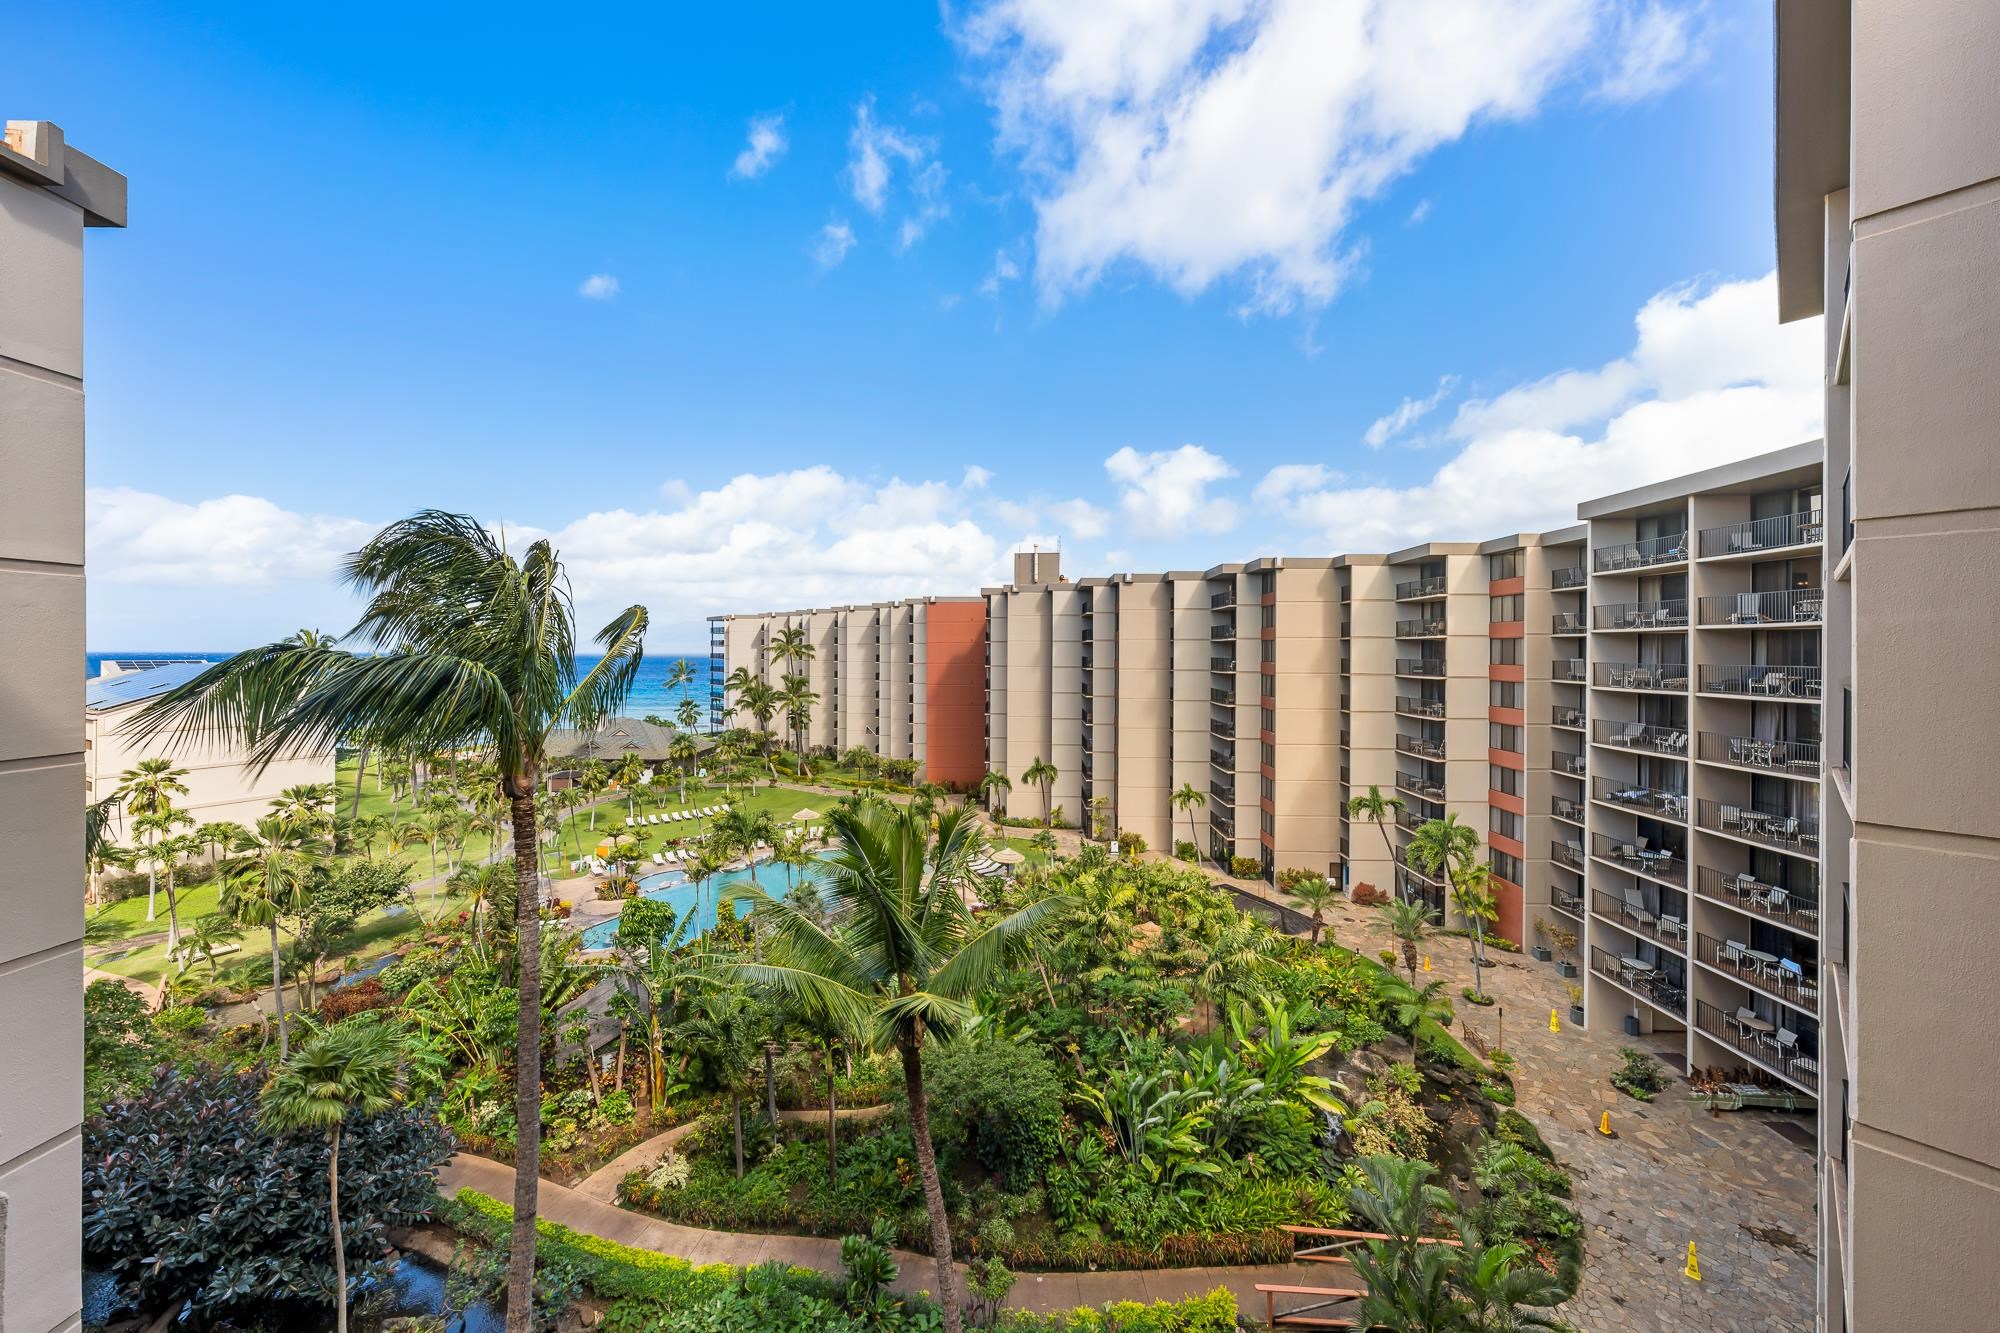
[1593,661,1689,692]
[1210,777,1235,803]
[1697,587,1824,627]
[1395,658,1446,678]
[1552,796,1585,825]
[1210,589,1237,609]
[1396,617,1448,638]
[1695,800,1821,856]
[1696,732,1821,778]
[1695,933,1819,1015]
[1396,808,1427,834]
[1591,720,1687,755]
[1695,866,1821,934]
[1211,656,1236,673]
[1552,749,1587,777]
[1552,840,1586,871]
[1592,532,1688,573]
[1551,611,1587,635]
[1592,889,1689,950]
[1553,657,1587,683]
[1590,834,1687,887]
[1698,510,1825,560]
[1211,809,1236,837]
[1693,1000,1819,1093]
[1549,884,1584,919]
[1593,779,1689,820]
[1593,599,1689,631]
[1209,749,1234,769]
[1210,686,1236,706]
[1210,622,1237,640]
[1395,575,1448,601]
[1397,866,1447,911]
[1395,734,1446,761]
[1552,705,1584,730]
[1589,946,1687,1017]
[1552,566,1587,590]
[1210,718,1236,740]
[1396,772,1446,802]
[1397,696,1447,720]
[1697,664,1822,700]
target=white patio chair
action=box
[1613,721,1645,746]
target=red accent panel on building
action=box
[1489,576,1525,596]
[923,602,987,789]
[1488,747,1525,769]
[1489,664,1525,683]
[1488,707,1525,727]
[1489,790,1525,816]
[1490,621,1525,639]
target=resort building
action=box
[1,118,125,1333]
[1775,3,2000,1327]
[83,661,334,831]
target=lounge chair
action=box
[1752,671,1789,696]
[624,817,635,828]
[1774,1028,1798,1059]
[652,852,665,866]
[1658,913,1685,942]
[1612,721,1645,746]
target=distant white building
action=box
[85,661,333,832]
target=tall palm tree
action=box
[673,987,758,1179]
[577,760,611,830]
[726,803,1069,1333]
[1381,899,1437,984]
[132,809,194,945]
[222,815,326,1058]
[1170,782,1206,860]
[155,830,203,954]
[614,752,646,819]
[673,695,702,735]
[1408,812,1483,986]
[978,770,1011,818]
[259,1021,405,1333]
[665,657,698,709]
[1020,757,1058,828]
[779,675,819,774]
[1345,785,1406,896]
[85,794,123,908]
[1449,859,1500,998]
[116,757,190,922]
[126,510,646,1330]
[668,733,700,805]
[738,680,780,776]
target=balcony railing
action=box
[1395,575,1448,600]
[1552,705,1584,729]
[1593,532,1688,572]
[1593,779,1689,819]
[1552,750,1587,777]
[1553,657,1587,683]
[1697,587,1825,626]
[1698,664,1822,699]
[1550,885,1584,919]
[1395,734,1446,761]
[1695,866,1821,933]
[1209,748,1234,769]
[1210,687,1236,706]
[1552,566,1587,590]
[1552,840,1585,870]
[1591,720,1687,754]
[1695,800,1821,854]
[1552,796,1585,825]
[1698,510,1825,559]
[1210,778,1235,803]
[1397,696,1447,719]
[1395,658,1446,678]
[1210,589,1237,608]
[1589,946,1687,1016]
[1209,622,1236,640]
[1551,611,1587,635]
[1696,732,1821,776]
[1396,772,1446,801]
[1693,1001,1818,1093]
[1397,866,1447,911]
[1592,889,1689,949]
[1593,599,1689,631]
[1396,618,1448,638]
[1392,846,1444,884]
[1211,656,1236,672]
[1210,718,1236,740]
[1590,834,1687,886]
[1695,933,1819,1015]
[1594,661,1689,692]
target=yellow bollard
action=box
[1599,1110,1614,1137]
[1549,1007,1560,1033]
[1422,955,1432,973]
[1684,1242,1701,1282]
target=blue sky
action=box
[24,2,1820,650]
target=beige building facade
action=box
[1776,3,2000,1327]
[1,119,124,1333]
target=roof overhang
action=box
[1773,0,1851,322]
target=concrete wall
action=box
[84,708,333,834]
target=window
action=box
[1260,637,1276,663]
[1489,723,1522,753]
[1489,809,1523,842]
[1487,549,1522,581]
[1261,741,1275,768]
[1260,773,1275,801]
[1490,638,1522,665]
[1489,594,1523,623]
[1489,680,1523,709]
[1260,707,1275,734]
[1489,764,1523,796]
[1490,851,1523,886]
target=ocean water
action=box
[86,650,714,719]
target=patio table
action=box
[1743,948,1779,980]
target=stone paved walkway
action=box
[571,1103,890,1203]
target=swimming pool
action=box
[577,850,837,951]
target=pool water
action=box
[577,850,837,951]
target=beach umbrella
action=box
[790,807,820,823]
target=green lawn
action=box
[335,756,505,864]
[549,778,842,868]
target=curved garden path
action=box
[572,1103,891,1203]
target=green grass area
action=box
[549,779,841,868]
[334,756,505,864]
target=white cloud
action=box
[1258,272,1823,549]
[1253,463,1339,504]
[1048,498,1111,539]
[961,464,994,489]
[1596,2,1709,103]
[952,0,1709,315]
[1104,443,1239,536]
[847,97,950,248]
[978,248,1023,298]
[1407,198,1432,225]
[897,160,951,250]
[87,488,373,587]
[812,221,857,269]
[578,273,620,301]
[1363,375,1459,448]
[729,113,789,179]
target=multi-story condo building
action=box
[1776,4,2000,1328]
[1,119,125,1333]
[1575,445,1825,1102]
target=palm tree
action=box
[1348,1155,1463,1333]
[1170,782,1206,860]
[274,783,337,839]
[978,770,1011,818]
[674,988,758,1178]
[1381,975,1454,1041]
[1449,859,1501,999]
[259,1020,405,1333]
[1345,785,1406,894]
[178,912,242,977]
[222,815,326,1058]
[674,695,702,735]
[1408,812,1484,990]
[779,675,819,774]
[155,829,203,954]
[126,510,647,1331]
[665,657,698,710]
[1381,899,1437,983]
[1284,873,1339,944]
[577,760,611,829]
[132,808,194,946]
[1452,1229,1567,1331]
[614,752,646,819]
[739,680,780,777]
[116,757,190,922]
[1020,757,1058,827]
[667,733,700,806]
[726,803,1069,1333]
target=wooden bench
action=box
[1280,1224,1464,1266]
[1254,1282,1366,1329]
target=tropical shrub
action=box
[1611,1047,1667,1101]
[83,979,163,1113]
[84,1064,451,1323]
[1174,840,1198,862]
[1228,856,1262,879]
[921,1040,1065,1185]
